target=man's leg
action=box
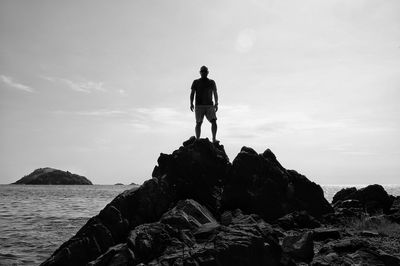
[211,119,217,142]
[195,121,202,139]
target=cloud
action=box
[42,76,106,93]
[0,75,35,93]
[53,109,127,116]
[53,106,192,134]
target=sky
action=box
[0,0,399,185]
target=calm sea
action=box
[0,184,399,266]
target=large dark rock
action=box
[41,138,336,266]
[12,167,92,185]
[222,146,333,221]
[152,137,230,214]
[332,184,394,214]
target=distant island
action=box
[114,183,124,185]
[12,167,92,185]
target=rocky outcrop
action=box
[13,167,92,185]
[41,138,400,266]
[222,146,333,221]
[332,184,393,214]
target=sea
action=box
[0,184,399,266]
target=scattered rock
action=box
[282,231,314,262]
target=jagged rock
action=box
[88,244,135,266]
[277,211,321,230]
[12,167,92,185]
[312,228,341,241]
[152,138,230,214]
[41,178,174,266]
[332,184,393,214]
[388,196,400,224]
[160,199,217,230]
[222,147,333,222]
[332,187,357,204]
[42,138,337,266]
[145,207,282,266]
[311,237,400,266]
[333,199,363,209]
[282,231,314,263]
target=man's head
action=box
[200,66,209,78]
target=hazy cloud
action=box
[53,109,127,116]
[0,75,35,93]
[43,76,106,93]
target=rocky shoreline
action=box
[41,138,400,266]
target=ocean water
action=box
[0,184,399,266]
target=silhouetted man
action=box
[190,66,218,142]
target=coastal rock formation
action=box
[332,184,393,214]
[13,167,92,185]
[222,146,333,221]
[41,138,400,266]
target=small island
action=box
[12,167,92,185]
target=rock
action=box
[88,243,135,266]
[12,167,92,185]
[41,138,338,266]
[311,237,400,266]
[130,200,281,266]
[152,138,230,214]
[332,184,393,214]
[220,210,233,226]
[333,199,363,209]
[312,228,341,241]
[222,147,333,222]
[277,211,321,230]
[160,199,217,230]
[332,187,357,204]
[282,231,314,262]
[41,178,173,266]
[127,223,174,262]
[360,230,379,237]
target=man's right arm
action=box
[190,81,195,112]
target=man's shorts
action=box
[195,105,217,123]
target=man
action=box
[190,65,219,142]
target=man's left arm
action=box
[213,81,218,112]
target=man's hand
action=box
[190,103,194,112]
[214,103,218,112]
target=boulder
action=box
[332,184,393,214]
[222,147,333,221]
[277,211,321,230]
[282,231,314,262]
[152,137,230,214]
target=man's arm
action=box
[190,81,195,112]
[213,81,218,112]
